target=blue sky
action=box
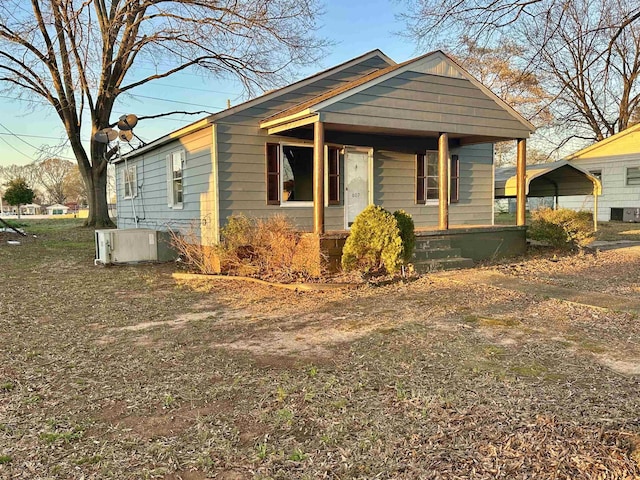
[0,0,414,167]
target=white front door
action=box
[344,149,371,228]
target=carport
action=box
[495,160,602,229]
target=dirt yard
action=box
[1,220,639,479]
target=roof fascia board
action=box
[260,109,315,129]
[565,123,640,160]
[210,50,395,123]
[308,50,535,134]
[265,113,319,135]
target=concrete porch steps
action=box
[412,236,475,272]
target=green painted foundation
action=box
[417,226,527,261]
[320,226,527,272]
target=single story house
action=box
[46,203,70,215]
[562,124,640,221]
[114,49,534,266]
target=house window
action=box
[450,154,460,203]
[266,143,280,204]
[627,167,640,186]
[417,152,459,203]
[266,143,341,205]
[416,151,439,203]
[282,145,313,202]
[589,169,602,181]
[328,146,340,205]
[124,165,137,199]
[166,150,185,208]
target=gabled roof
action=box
[495,160,601,197]
[261,50,535,133]
[121,50,395,160]
[565,123,640,161]
[211,49,395,123]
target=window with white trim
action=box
[166,150,185,208]
[626,167,640,186]
[416,152,460,203]
[123,165,137,199]
[416,151,439,203]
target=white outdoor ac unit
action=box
[95,229,175,265]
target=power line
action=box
[0,92,225,114]
[126,92,224,110]
[0,122,46,151]
[0,135,33,161]
[0,122,76,161]
[0,132,67,141]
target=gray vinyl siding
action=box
[374,143,493,227]
[116,127,213,235]
[321,71,531,139]
[216,56,391,232]
[561,154,640,221]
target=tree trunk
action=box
[84,160,114,228]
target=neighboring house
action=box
[114,49,535,264]
[46,203,70,215]
[562,124,640,221]
[20,203,42,215]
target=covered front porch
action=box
[260,119,531,231]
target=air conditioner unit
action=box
[95,229,175,265]
[622,208,640,222]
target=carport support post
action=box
[313,121,325,234]
[438,132,449,230]
[516,138,527,226]
[593,185,598,232]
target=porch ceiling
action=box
[264,119,522,146]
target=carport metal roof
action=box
[495,160,601,198]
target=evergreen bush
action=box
[341,205,403,274]
[393,210,416,264]
[528,208,594,250]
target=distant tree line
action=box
[0,158,89,207]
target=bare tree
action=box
[400,0,640,146]
[35,157,75,204]
[0,0,327,227]
[63,165,89,206]
[0,163,38,187]
[454,37,553,127]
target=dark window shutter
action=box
[328,146,340,205]
[450,154,460,203]
[266,143,280,205]
[416,153,426,203]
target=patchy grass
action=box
[595,220,640,241]
[0,220,639,478]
